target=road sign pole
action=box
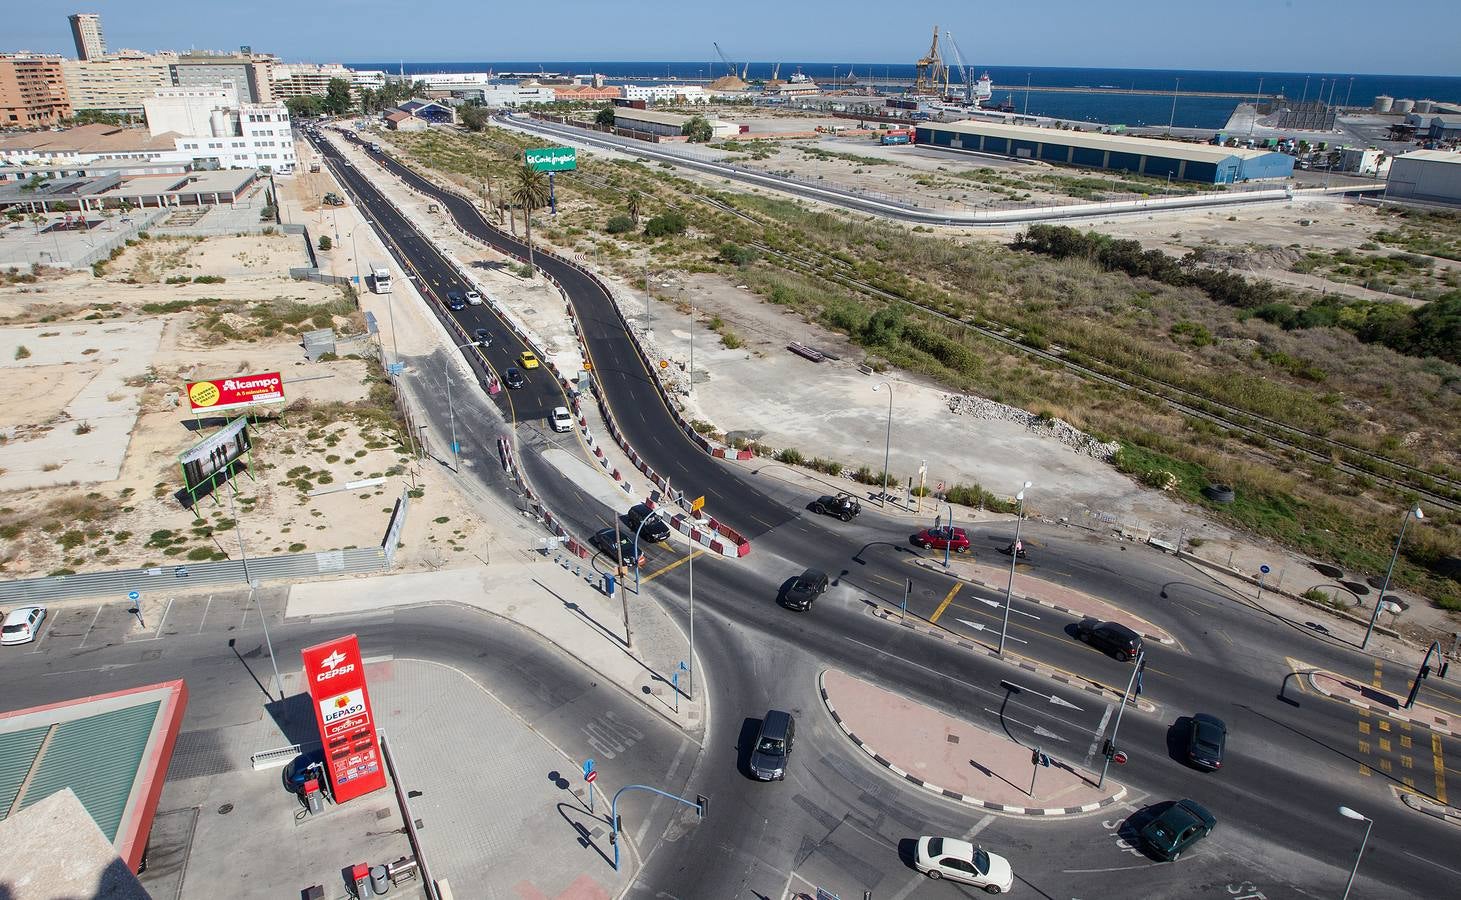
[1029,746,1040,797]
[549,171,557,215]
[1099,649,1143,789]
[1257,564,1270,605]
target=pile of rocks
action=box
[945,394,1122,461]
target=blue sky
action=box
[9,1,1459,74]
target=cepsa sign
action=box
[186,371,285,413]
[300,635,387,803]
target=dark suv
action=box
[749,710,795,781]
[781,568,828,611]
[624,503,670,543]
[1075,619,1143,661]
[446,291,466,310]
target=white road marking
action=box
[75,605,103,649]
[196,594,213,633]
[1086,703,1114,768]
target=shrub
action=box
[318,235,332,251]
[775,447,805,466]
[718,242,759,266]
[166,275,190,284]
[192,275,225,284]
[644,212,688,238]
[605,215,635,234]
[14,345,30,360]
[720,330,743,349]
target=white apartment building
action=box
[145,85,295,173]
[621,84,707,104]
[61,51,176,116]
[471,85,557,107]
[351,70,388,90]
[270,62,353,98]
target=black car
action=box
[782,568,828,611]
[1187,713,1227,771]
[592,527,645,568]
[447,291,466,310]
[808,492,860,522]
[624,503,670,543]
[472,328,493,347]
[1075,619,1143,661]
[749,710,795,781]
[503,367,525,389]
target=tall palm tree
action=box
[626,190,642,227]
[507,164,549,275]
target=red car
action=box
[911,527,970,553]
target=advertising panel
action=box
[525,146,578,172]
[186,371,286,413]
[177,416,250,492]
[300,635,387,803]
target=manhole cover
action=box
[217,803,233,815]
[946,734,961,744]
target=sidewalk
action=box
[819,669,1125,816]
[912,555,1176,645]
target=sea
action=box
[347,61,1461,131]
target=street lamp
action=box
[940,500,954,569]
[1167,77,1181,134]
[872,381,894,507]
[443,339,487,472]
[998,481,1032,656]
[1338,806,1373,900]
[632,506,671,595]
[1362,505,1423,650]
[345,221,372,299]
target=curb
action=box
[1398,787,1461,825]
[1305,670,1454,737]
[911,558,1177,647]
[818,671,1127,816]
[865,600,1158,713]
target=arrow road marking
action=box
[982,708,1071,742]
[956,618,1028,645]
[1000,679,1084,711]
[975,596,1041,620]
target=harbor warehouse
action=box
[613,107,742,140]
[914,121,1294,184]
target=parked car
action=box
[1187,713,1227,771]
[624,503,670,543]
[913,836,1014,893]
[591,528,645,568]
[1074,619,1143,662]
[503,367,525,389]
[1139,798,1216,861]
[465,289,483,305]
[911,526,970,553]
[282,749,327,795]
[0,605,46,646]
[808,492,860,521]
[749,710,795,781]
[519,350,540,369]
[781,569,828,611]
[472,328,493,346]
[549,406,574,433]
[446,291,466,311]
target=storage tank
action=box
[1393,98,1415,114]
[209,108,230,138]
[1372,95,1394,113]
[1414,99,1435,113]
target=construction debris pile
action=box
[945,394,1122,461]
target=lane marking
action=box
[1403,850,1461,877]
[639,549,704,585]
[76,606,103,649]
[929,582,961,624]
[196,594,213,634]
[1434,733,1448,805]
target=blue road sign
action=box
[127,590,140,602]
[387,362,405,375]
[1260,564,1271,574]
[583,758,595,777]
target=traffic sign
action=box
[127,590,141,602]
[1113,750,1129,766]
[585,770,598,784]
[525,146,578,172]
[583,758,595,777]
[660,360,668,369]
[1260,564,1271,574]
[690,495,705,513]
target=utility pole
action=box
[998,482,1032,655]
[1099,650,1143,788]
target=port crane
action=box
[912,25,948,95]
[945,31,973,103]
[713,42,741,79]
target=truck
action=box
[880,130,912,145]
[370,262,392,294]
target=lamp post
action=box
[1337,806,1373,900]
[632,507,671,595]
[229,485,282,700]
[1098,649,1144,788]
[346,220,372,297]
[1362,505,1423,650]
[443,339,486,472]
[998,481,1032,656]
[872,381,894,507]
[940,500,954,568]
[1167,77,1181,134]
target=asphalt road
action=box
[281,125,1461,898]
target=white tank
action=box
[1393,98,1415,114]
[1371,95,1393,113]
[209,108,230,137]
[1414,99,1435,113]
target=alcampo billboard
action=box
[186,371,285,413]
[301,635,387,803]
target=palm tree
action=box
[507,164,549,275]
[626,190,642,227]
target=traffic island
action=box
[1300,665,1455,736]
[819,669,1126,815]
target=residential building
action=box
[0,54,73,127]
[270,62,354,99]
[621,84,707,104]
[351,70,388,91]
[60,51,176,116]
[69,13,107,61]
[170,52,273,103]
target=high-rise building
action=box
[269,62,354,100]
[170,51,275,104]
[61,51,176,117]
[68,13,107,61]
[0,53,74,127]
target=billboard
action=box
[525,146,577,172]
[178,416,251,493]
[186,371,286,413]
[301,635,387,804]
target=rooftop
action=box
[921,119,1285,164]
[0,124,180,156]
[1396,149,1461,163]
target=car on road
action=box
[749,710,795,781]
[503,367,525,389]
[1074,619,1143,662]
[472,328,493,347]
[465,289,483,305]
[913,836,1014,893]
[1139,798,1216,861]
[591,528,646,568]
[1,605,46,645]
[446,291,466,311]
[781,568,828,611]
[1187,713,1227,771]
[549,406,574,433]
[519,350,540,369]
[624,503,670,543]
[911,526,970,553]
[808,492,860,521]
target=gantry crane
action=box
[912,25,947,95]
[713,42,739,79]
[945,31,974,103]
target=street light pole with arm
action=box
[1362,505,1422,650]
[443,339,486,473]
[998,481,1032,656]
[873,381,894,507]
[1337,806,1373,900]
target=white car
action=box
[1,605,47,646]
[914,837,1014,894]
[550,407,574,433]
[465,289,483,306]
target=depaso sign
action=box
[300,635,386,803]
[186,371,285,413]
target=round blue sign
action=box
[1260,565,1271,574]
[127,590,141,601]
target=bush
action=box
[775,447,805,466]
[605,215,635,234]
[166,275,190,285]
[318,235,332,251]
[644,212,688,238]
[718,242,759,266]
[192,275,225,284]
[810,457,843,476]
[720,330,743,349]
[14,345,30,360]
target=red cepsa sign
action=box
[300,635,387,803]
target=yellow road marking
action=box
[1404,776,1416,788]
[1359,721,1371,735]
[865,572,901,588]
[1380,738,1392,752]
[930,583,962,624]
[1374,660,1384,689]
[639,549,704,585]
[1401,735,1412,749]
[1378,720,1392,732]
[1435,734,1448,805]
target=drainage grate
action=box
[946,734,961,744]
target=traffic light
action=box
[696,794,708,818]
[1103,739,1115,758]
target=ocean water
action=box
[348,61,1461,131]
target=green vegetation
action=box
[318,235,333,251]
[681,115,713,143]
[644,212,688,238]
[605,215,635,234]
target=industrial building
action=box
[1385,150,1461,206]
[1427,115,1461,141]
[621,84,707,104]
[612,107,741,140]
[914,120,1295,184]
